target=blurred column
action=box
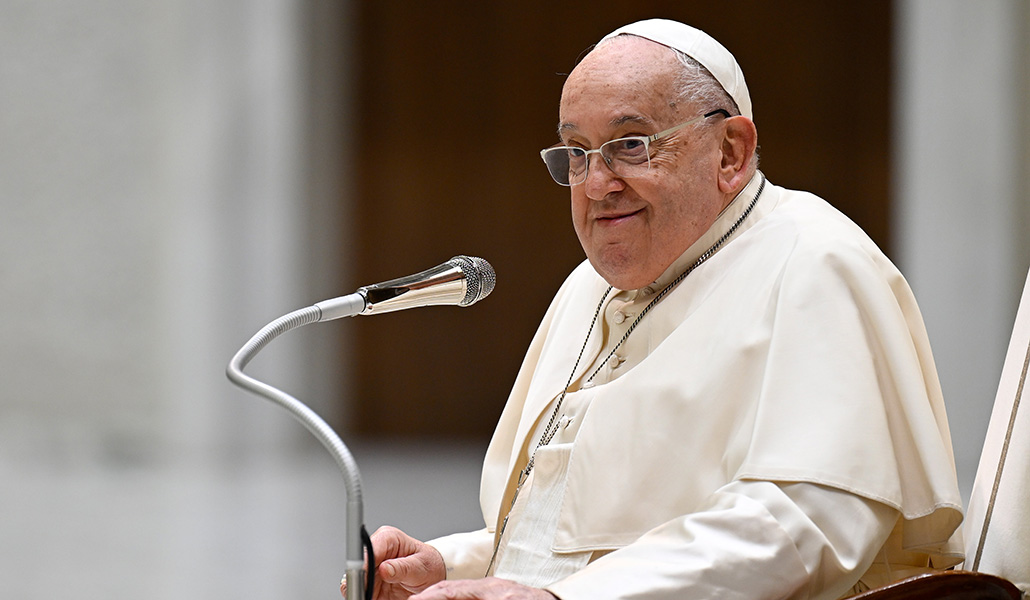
[155,0,353,463]
[893,0,1030,501]
[0,0,352,465]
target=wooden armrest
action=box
[848,571,1021,600]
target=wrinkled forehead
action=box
[558,38,686,133]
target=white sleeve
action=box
[546,480,898,600]
[426,527,495,580]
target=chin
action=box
[608,276,652,291]
[588,248,659,291]
[594,263,652,291]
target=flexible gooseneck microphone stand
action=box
[225,256,495,600]
[227,301,372,600]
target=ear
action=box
[717,116,758,194]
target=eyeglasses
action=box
[540,109,730,186]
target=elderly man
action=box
[344,19,963,600]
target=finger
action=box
[410,579,482,600]
[370,525,414,564]
[410,580,476,600]
[378,554,426,583]
[410,578,553,600]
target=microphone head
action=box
[450,255,496,306]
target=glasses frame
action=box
[540,109,731,186]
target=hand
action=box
[410,577,558,600]
[340,526,446,600]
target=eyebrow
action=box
[556,114,657,137]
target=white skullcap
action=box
[599,19,752,120]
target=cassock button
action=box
[613,311,626,324]
[608,354,625,369]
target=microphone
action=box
[314,255,496,321]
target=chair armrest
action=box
[848,571,1021,600]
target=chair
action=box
[962,264,1030,596]
[853,267,1030,599]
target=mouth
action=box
[596,207,645,226]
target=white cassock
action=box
[430,172,964,600]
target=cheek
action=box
[647,151,682,172]
[570,190,589,224]
[569,193,589,246]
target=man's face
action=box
[559,37,727,290]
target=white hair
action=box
[668,48,740,118]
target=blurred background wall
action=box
[0,1,1026,598]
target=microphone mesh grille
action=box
[451,255,496,306]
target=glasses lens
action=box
[542,147,587,186]
[541,137,651,186]
[601,137,650,178]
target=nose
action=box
[582,153,624,200]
